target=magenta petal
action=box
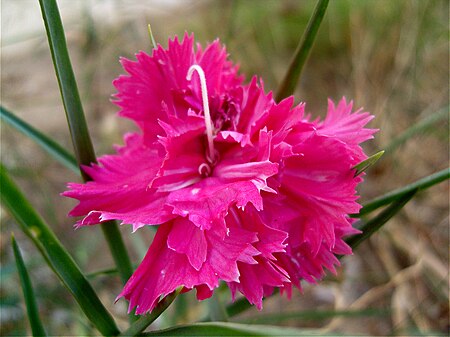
[63,133,175,229]
[206,224,258,282]
[167,217,207,271]
[118,222,218,315]
[166,178,264,229]
[230,259,290,310]
[119,219,259,314]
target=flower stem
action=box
[119,288,182,336]
[275,0,329,101]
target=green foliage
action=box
[119,288,182,337]
[38,0,96,177]
[358,168,450,216]
[142,322,324,336]
[11,235,47,337]
[276,0,329,101]
[347,189,418,250]
[0,105,78,173]
[1,164,120,336]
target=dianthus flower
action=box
[63,33,376,315]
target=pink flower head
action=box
[63,33,376,315]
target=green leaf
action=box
[38,0,96,179]
[353,150,384,177]
[1,165,120,336]
[119,287,182,337]
[357,168,450,216]
[141,322,327,336]
[275,0,329,101]
[38,0,134,312]
[11,234,47,337]
[0,105,78,173]
[346,189,418,250]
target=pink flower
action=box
[63,33,376,315]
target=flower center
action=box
[187,65,219,177]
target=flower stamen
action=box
[187,65,217,165]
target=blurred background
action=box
[1,0,448,335]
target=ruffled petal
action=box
[314,98,377,162]
[166,178,264,230]
[167,217,207,271]
[118,218,258,315]
[63,133,174,230]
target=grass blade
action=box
[357,168,450,216]
[119,288,182,337]
[11,234,48,337]
[141,322,323,336]
[1,164,120,336]
[275,0,329,101]
[38,0,134,307]
[38,0,95,178]
[346,189,418,250]
[0,105,78,173]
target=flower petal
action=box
[166,178,264,229]
[167,217,207,271]
[63,133,174,230]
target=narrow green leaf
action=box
[119,287,182,337]
[346,189,418,250]
[384,106,448,154]
[11,235,48,337]
[275,0,329,101]
[353,150,384,177]
[38,0,134,314]
[0,105,78,173]
[357,168,450,216]
[38,0,96,179]
[141,322,325,336]
[1,165,120,336]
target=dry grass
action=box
[1,0,448,335]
